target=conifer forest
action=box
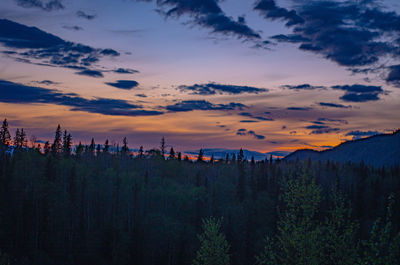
[0,120,399,265]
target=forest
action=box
[0,119,399,265]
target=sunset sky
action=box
[1,0,400,156]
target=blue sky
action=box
[0,0,399,154]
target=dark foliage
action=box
[0,124,399,265]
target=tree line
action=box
[0,119,399,265]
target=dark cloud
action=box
[15,0,64,11]
[179,82,267,95]
[113,68,140,74]
[0,19,120,77]
[318,102,352,109]
[62,25,83,31]
[0,80,163,117]
[287,107,312,111]
[254,0,304,26]
[105,80,139,90]
[236,128,265,140]
[76,10,97,20]
[165,100,246,112]
[386,64,400,87]
[142,0,261,41]
[281,84,325,90]
[317,118,348,125]
[255,0,400,78]
[76,70,104,78]
[32,80,60,85]
[332,84,385,102]
[135,94,147,98]
[345,130,380,140]
[240,120,259,123]
[270,34,310,43]
[305,122,341,134]
[238,112,274,121]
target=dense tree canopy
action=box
[0,123,399,265]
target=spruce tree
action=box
[138,146,144,158]
[160,137,166,158]
[193,217,230,265]
[197,149,204,162]
[51,125,62,156]
[121,137,129,154]
[177,152,182,161]
[169,147,175,159]
[0,119,11,146]
[103,139,109,153]
[14,128,20,147]
[44,141,51,155]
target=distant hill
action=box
[284,130,400,167]
[185,148,269,161]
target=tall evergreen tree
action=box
[51,125,62,156]
[160,137,166,158]
[138,145,144,158]
[197,149,204,162]
[0,119,11,146]
[169,147,175,159]
[121,137,129,154]
[62,130,72,157]
[103,139,110,153]
[13,128,20,147]
[88,138,95,155]
[44,141,51,155]
[193,217,230,265]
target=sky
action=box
[0,0,400,156]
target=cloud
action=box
[76,10,97,20]
[32,80,60,85]
[62,25,83,31]
[15,0,64,11]
[287,107,312,111]
[178,82,267,95]
[318,102,352,109]
[165,100,246,112]
[0,19,120,77]
[254,0,304,26]
[76,70,104,78]
[0,79,163,116]
[332,84,385,102]
[386,64,400,87]
[135,94,147,98]
[255,0,400,80]
[281,84,325,90]
[270,34,310,43]
[105,80,139,90]
[240,120,259,123]
[236,128,265,140]
[238,112,274,121]
[113,68,140,74]
[142,0,261,42]
[345,130,380,140]
[316,118,348,125]
[305,125,340,135]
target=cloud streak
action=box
[165,100,246,112]
[236,128,265,140]
[179,83,267,95]
[256,0,400,82]
[0,19,120,78]
[0,80,163,117]
[15,0,64,11]
[332,84,385,102]
[141,0,261,42]
[106,80,139,90]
